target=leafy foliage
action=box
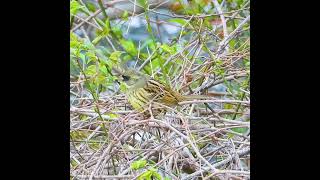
[138,168,162,180]
[131,160,147,170]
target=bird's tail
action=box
[182,92,227,100]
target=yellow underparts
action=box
[127,88,151,112]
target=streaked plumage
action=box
[112,67,209,115]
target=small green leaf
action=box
[92,19,111,45]
[85,65,97,76]
[138,168,162,180]
[79,53,86,62]
[109,51,122,63]
[229,39,236,48]
[86,51,97,64]
[123,54,132,61]
[224,103,233,109]
[111,26,122,39]
[70,0,84,15]
[105,113,119,118]
[148,41,156,51]
[137,0,148,8]
[151,170,162,180]
[120,83,128,92]
[232,127,248,134]
[86,1,96,12]
[146,22,153,34]
[138,170,152,180]
[99,65,108,75]
[95,74,106,85]
[227,133,235,139]
[92,36,103,45]
[168,18,188,26]
[140,39,153,50]
[70,33,84,49]
[71,159,78,167]
[103,19,111,35]
[120,39,137,56]
[161,44,174,54]
[131,160,147,170]
[122,11,129,21]
[245,60,250,67]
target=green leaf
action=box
[86,1,96,12]
[120,39,137,56]
[85,51,97,64]
[140,39,153,50]
[85,65,97,76]
[148,41,156,51]
[138,168,162,180]
[99,65,108,75]
[123,54,132,61]
[92,36,103,45]
[103,19,111,35]
[244,60,250,67]
[70,0,84,15]
[137,0,148,8]
[131,160,147,170]
[229,39,236,49]
[79,53,86,62]
[107,51,124,70]
[92,19,111,45]
[122,11,129,21]
[70,33,84,49]
[232,127,248,134]
[109,51,122,63]
[105,113,119,118]
[146,22,153,34]
[71,159,78,167]
[195,0,208,8]
[138,170,153,180]
[224,103,233,109]
[95,74,106,85]
[120,83,128,92]
[151,170,162,180]
[111,26,122,39]
[168,18,188,26]
[161,44,174,54]
[227,133,235,139]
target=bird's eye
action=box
[122,75,130,81]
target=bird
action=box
[112,66,212,116]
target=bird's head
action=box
[112,67,149,90]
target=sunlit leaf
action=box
[70,0,84,15]
[138,168,161,180]
[85,65,97,76]
[168,18,188,26]
[161,44,174,54]
[120,39,137,56]
[109,51,122,62]
[131,160,147,170]
[95,74,106,85]
[122,11,129,21]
